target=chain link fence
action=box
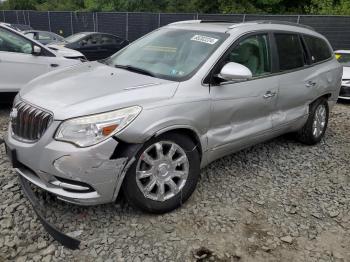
[1,10,350,49]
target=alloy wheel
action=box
[135,141,189,202]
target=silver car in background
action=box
[5,20,342,214]
[0,23,84,95]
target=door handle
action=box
[50,64,59,68]
[306,81,317,88]
[263,91,276,99]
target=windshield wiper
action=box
[114,64,155,77]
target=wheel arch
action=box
[153,126,203,161]
[112,125,204,162]
[310,93,332,108]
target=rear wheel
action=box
[122,133,200,214]
[296,98,329,145]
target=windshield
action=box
[336,52,350,67]
[104,28,228,81]
[65,33,87,43]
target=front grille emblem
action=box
[10,107,18,120]
[10,107,18,130]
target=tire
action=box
[122,133,200,214]
[296,98,329,145]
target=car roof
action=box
[166,20,321,38]
[74,32,118,36]
[24,30,61,35]
[335,50,350,54]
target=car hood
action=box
[20,62,179,120]
[47,44,84,59]
[343,66,350,79]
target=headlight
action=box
[55,106,142,147]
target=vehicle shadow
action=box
[337,99,350,105]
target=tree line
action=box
[1,0,350,15]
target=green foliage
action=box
[307,0,350,15]
[0,0,349,15]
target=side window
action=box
[303,35,332,63]
[0,28,33,54]
[100,35,119,45]
[223,34,271,77]
[25,32,35,39]
[38,32,53,41]
[275,33,305,71]
[85,34,101,45]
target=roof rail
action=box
[169,20,201,25]
[169,19,315,31]
[170,20,234,25]
[200,20,233,23]
[249,20,315,31]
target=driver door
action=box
[0,27,55,92]
[207,33,279,162]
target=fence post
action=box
[297,15,301,23]
[48,11,52,31]
[27,11,31,26]
[242,14,246,22]
[22,10,26,24]
[1,10,4,22]
[70,12,74,35]
[95,12,98,32]
[158,13,161,27]
[92,12,95,31]
[16,10,19,24]
[126,12,129,40]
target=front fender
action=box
[115,101,210,154]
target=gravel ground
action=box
[0,102,349,262]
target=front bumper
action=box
[18,175,80,249]
[339,83,350,100]
[5,121,129,206]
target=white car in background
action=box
[0,23,85,98]
[335,50,350,100]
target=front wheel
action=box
[122,133,200,214]
[296,98,329,145]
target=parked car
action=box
[0,23,85,98]
[5,21,342,216]
[24,30,65,45]
[48,32,129,61]
[4,23,33,32]
[335,50,350,100]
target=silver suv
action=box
[5,21,342,214]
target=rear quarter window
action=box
[303,35,333,63]
[274,33,305,71]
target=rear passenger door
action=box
[302,35,341,99]
[272,33,319,129]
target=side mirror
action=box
[81,40,87,46]
[218,62,252,82]
[32,45,41,56]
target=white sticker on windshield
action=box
[191,35,219,45]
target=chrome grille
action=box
[11,101,53,142]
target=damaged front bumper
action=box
[5,122,132,206]
[4,122,140,248]
[18,175,81,249]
